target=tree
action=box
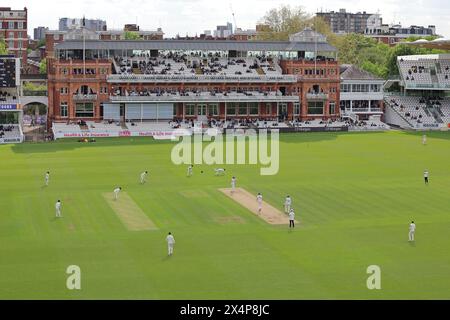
[124,31,141,40]
[0,38,8,55]
[257,5,311,41]
[39,59,47,75]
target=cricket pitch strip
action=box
[219,188,293,225]
[103,192,158,231]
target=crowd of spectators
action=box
[0,124,16,138]
[115,52,279,77]
[0,91,18,102]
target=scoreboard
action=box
[0,58,17,88]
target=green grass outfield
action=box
[0,131,450,300]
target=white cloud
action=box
[6,0,450,37]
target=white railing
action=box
[306,93,329,100]
[73,94,98,101]
[346,108,383,113]
[107,74,298,83]
[109,94,299,103]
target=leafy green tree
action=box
[124,31,141,40]
[39,59,47,75]
[0,38,8,55]
[259,5,318,41]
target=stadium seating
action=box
[114,52,284,77]
[398,56,450,88]
[0,125,23,142]
[387,96,438,128]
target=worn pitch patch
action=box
[219,188,293,225]
[103,193,158,231]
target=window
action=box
[329,102,336,114]
[75,103,94,118]
[8,32,14,39]
[294,102,301,116]
[249,103,259,115]
[60,102,68,118]
[60,87,68,95]
[100,87,108,94]
[8,21,14,29]
[197,104,207,116]
[226,103,236,116]
[185,104,195,116]
[208,104,218,116]
[238,103,247,115]
[265,103,272,115]
[18,22,24,30]
[307,101,324,115]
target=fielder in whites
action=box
[409,221,416,242]
[55,200,62,218]
[166,232,176,256]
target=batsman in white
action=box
[114,187,122,200]
[55,200,62,218]
[409,221,416,242]
[166,232,176,256]
[422,135,427,146]
[140,171,149,184]
[231,177,237,195]
[284,195,292,214]
[257,193,263,214]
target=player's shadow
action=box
[408,241,416,247]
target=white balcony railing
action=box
[109,94,299,103]
[107,74,298,83]
[73,94,98,101]
[306,93,329,100]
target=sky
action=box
[7,0,450,38]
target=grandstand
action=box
[47,28,361,138]
[0,56,23,144]
[385,54,450,130]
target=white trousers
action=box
[285,205,291,213]
[56,209,61,217]
[409,231,415,242]
[168,244,174,255]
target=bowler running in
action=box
[114,187,122,200]
[140,171,149,184]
